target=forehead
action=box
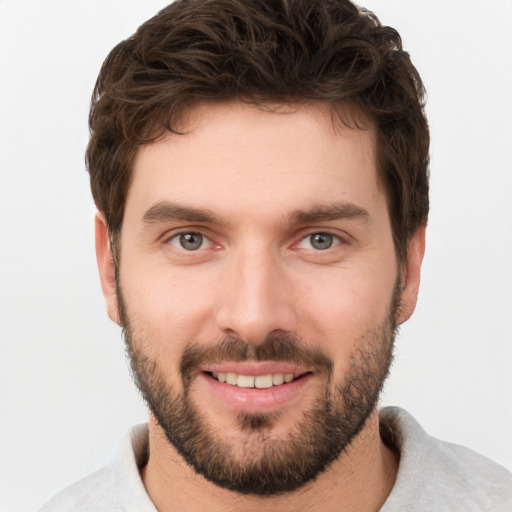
[126,101,383,225]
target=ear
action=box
[397,225,426,325]
[95,212,120,324]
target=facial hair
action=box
[117,281,400,496]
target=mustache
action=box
[180,331,333,380]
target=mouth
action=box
[198,364,314,413]
[209,371,301,388]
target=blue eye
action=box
[169,232,209,251]
[299,233,339,250]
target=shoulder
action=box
[380,407,512,511]
[39,466,120,512]
[39,424,155,512]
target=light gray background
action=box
[1,1,511,511]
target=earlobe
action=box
[95,212,120,325]
[397,225,426,325]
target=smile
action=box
[200,366,314,413]
[211,372,296,388]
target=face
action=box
[97,102,424,495]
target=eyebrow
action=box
[289,202,370,225]
[142,200,370,227]
[143,201,227,225]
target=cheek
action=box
[121,264,217,348]
[294,267,396,351]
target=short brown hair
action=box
[86,0,429,261]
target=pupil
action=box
[312,233,332,250]
[180,233,202,250]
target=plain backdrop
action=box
[0,1,511,510]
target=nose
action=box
[214,245,298,344]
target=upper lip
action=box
[201,361,311,377]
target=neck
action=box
[141,410,398,512]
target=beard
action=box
[117,281,400,496]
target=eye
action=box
[168,232,211,251]
[298,232,340,251]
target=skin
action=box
[96,101,425,511]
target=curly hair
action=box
[86,0,429,261]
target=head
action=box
[91,0,428,497]
[87,0,429,264]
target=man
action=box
[41,0,512,510]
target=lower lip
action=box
[198,372,314,413]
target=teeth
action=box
[226,373,237,385]
[273,374,284,385]
[237,375,255,388]
[255,375,273,389]
[211,372,296,388]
